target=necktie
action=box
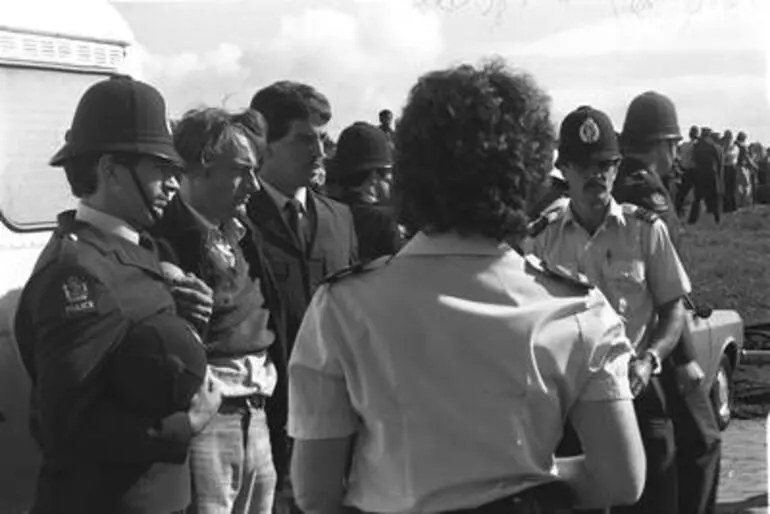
[285,199,306,250]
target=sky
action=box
[106,0,769,142]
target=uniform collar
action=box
[398,231,516,257]
[75,202,140,245]
[563,198,626,230]
[260,178,308,213]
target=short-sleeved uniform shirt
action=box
[288,232,634,513]
[528,199,691,350]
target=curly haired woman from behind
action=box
[287,59,645,514]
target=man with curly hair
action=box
[287,60,645,514]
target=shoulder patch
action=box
[61,274,98,317]
[524,254,593,292]
[322,255,392,285]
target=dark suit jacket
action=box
[246,186,358,351]
[150,197,290,483]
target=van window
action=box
[0,68,109,231]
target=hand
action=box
[629,356,654,398]
[161,264,214,331]
[187,370,223,435]
[676,360,705,395]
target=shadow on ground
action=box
[717,493,768,514]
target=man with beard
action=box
[613,93,722,514]
[151,108,289,514]
[528,105,690,514]
[246,82,358,350]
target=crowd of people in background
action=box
[673,125,768,224]
[16,56,733,514]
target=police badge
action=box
[579,117,601,144]
[62,276,96,316]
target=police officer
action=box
[325,121,403,261]
[288,62,645,514]
[13,75,223,514]
[529,105,694,514]
[613,92,722,514]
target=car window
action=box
[0,68,108,231]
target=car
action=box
[682,298,744,430]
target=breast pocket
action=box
[604,260,646,315]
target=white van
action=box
[0,1,134,510]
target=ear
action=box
[95,154,121,188]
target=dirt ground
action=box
[717,417,768,514]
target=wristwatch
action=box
[643,348,663,375]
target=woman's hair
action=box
[393,58,556,241]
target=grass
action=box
[678,204,770,419]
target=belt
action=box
[443,482,572,514]
[219,394,267,413]
[348,482,573,514]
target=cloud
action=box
[503,0,766,57]
[130,0,444,136]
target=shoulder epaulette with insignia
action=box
[524,254,593,292]
[322,255,393,285]
[527,207,562,238]
[631,206,659,224]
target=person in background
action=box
[246,81,358,351]
[689,127,724,224]
[325,121,403,261]
[529,105,692,514]
[377,108,395,151]
[14,75,222,514]
[288,60,645,514]
[735,132,757,208]
[720,130,739,214]
[674,125,699,217]
[152,107,290,514]
[613,92,722,514]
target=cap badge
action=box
[579,117,601,144]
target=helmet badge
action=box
[579,117,601,144]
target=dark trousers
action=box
[688,175,721,225]
[662,368,722,514]
[556,375,678,514]
[723,165,737,213]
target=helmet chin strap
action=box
[125,160,161,227]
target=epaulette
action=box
[632,206,660,224]
[524,254,593,293]
[526,206,563,238]
[321,255,392,285]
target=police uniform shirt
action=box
[288,231,634,513]
[528,199,691,350]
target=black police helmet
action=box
[621,91,682,144]
[557,106,620,167]
[50,75,182,167]
[107,312,207,419]
[327,122,392,182]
